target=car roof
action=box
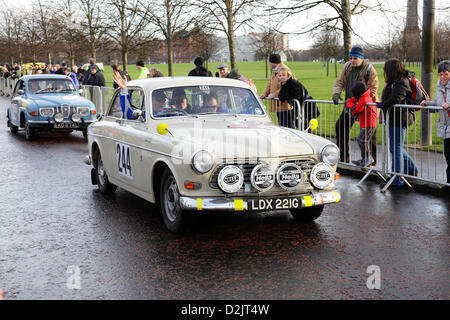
[127,76,252,91]
[21,75,71,81]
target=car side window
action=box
[108,89,145,120]
[108,92,125,118]
[13,80,24,96]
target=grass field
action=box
[99,60,443,151]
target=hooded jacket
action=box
[346,89,377,128]
[430,79,450,139]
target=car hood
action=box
[168,117,315,159]
[29,94,90,106]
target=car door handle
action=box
[144,138,152,143]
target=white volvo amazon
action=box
[85,77,341,232]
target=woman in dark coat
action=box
[377,58,418,187]
[277,67,320,131]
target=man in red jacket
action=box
[346,82,377,167]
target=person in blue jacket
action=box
[113,71,145,120]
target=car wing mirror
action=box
[17,89,24,95]
[132,109,145,122]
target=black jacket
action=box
[87,71,106,87]
[278,77,320,120]
[188,66,212,77]
[381,76,412,128]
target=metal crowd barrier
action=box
[0,77,18,97]
[80,85,116,115]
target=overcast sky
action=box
[2,0,448,51]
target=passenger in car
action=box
[200,94,227,113]
[170,88,192,113]
[152,91,168,116]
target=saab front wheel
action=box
[290,205,324,222]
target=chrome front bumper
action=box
[179,190,341,212]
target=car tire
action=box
[93,149,117,194]
[290,205,324,222]
[82,129,88,141]
[160,168,190,233]
[8,120,18,133]
[25,123,34,141]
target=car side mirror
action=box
[78,89,84,95]
[17,89,24,95]
[132,109,144,121]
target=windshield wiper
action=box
[196,112,223,115]
[35,89,53,94]
[56,89,75,92]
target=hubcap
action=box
[164,177,180,222]
[97,158,106,186]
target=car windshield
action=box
[151,85,265,118]
[28,79,76,94]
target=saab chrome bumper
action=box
[179,190,341,212]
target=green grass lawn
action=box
[99,60,443,151]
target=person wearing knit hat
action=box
[136,60,149,79]
[332,45,379,164]
[349,46,364,59]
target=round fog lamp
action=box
[310,163,334,189]
[217,165,244,193]
[54,112,64,123]
[251,164,275,192]
[71,113,81,123]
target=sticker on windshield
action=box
[199,86,209,91]
[116,142,133,179]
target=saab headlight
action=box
[54,112,64,123]
[77,107,90,117]
[319,144,339,166]
[310,163,334,189]
[191,150,214,174]
[39,108,54,117]
[71,113,81,123]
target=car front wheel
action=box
[290,205,324,222]
[94,149,117,194]
[8,120,18,133]
[25,123,34,141]
[160,168,190,233]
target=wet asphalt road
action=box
[0,96,449,300]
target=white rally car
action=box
[85,77,341,232]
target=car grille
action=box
[279,158,316,183]
[53,104,78,118]
[209,158,317,191]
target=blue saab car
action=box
[6,75,98,140]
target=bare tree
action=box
[312,26,341,77]
[194,0,265,69]
[435,18,450,61]
[273,0,384,60]
[35,0,55,64]
[76,0,107,62]
[144,0,193,76]
[105,0,152,70]
[252,24,279,78]
[189,24,220,68]
[0,7,15,65]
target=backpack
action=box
[406,71,430,105]
[405,71,430,127]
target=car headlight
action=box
[310,163,334,189]
[54,112,64,123]
[191,150,214,174]
[319,144,339,166]
[77,107,90,117]
[39,108,54,117]
[71,113,81,123]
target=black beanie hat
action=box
[352,81,367,99]
[194,57,204,66]
[269,53,281,64]
[438,60,450,73]
[136,60,144,67]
